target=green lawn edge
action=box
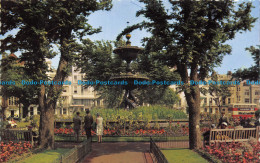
[17,148,70,163]
[161,148,209,163]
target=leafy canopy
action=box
[232,46,260,81]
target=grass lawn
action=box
[16,121,30,128]
[18,148,70,163]
[55,135,189,142]
[161,149,208,163]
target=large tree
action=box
[232,46,260,81]
[117,0,256,149]
[1,0,112,149]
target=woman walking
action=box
[96,113,103,143]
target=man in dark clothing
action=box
[84,109,93,140]
[217,112,229,128]
[203,124,216,147]
[73,112,81,142]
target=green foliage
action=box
[16,121,30,128]
[117,1,257,79]
[1,0,113,148]
[31,115,40,128]
[90,105,187,121]
[232,46,260,81]
[116,0,257,148]
[255,109,260,117]
[0,54,38,109]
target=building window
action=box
[209,98,212,104]
[255,91,260,95]
[73,99,81,105]
[254,99,259,104]
[237,96,240,102]
[237,87,240,91]
[63,108,67,115]
[222,98,226,105]
[30,107,34,116]
[37,107,40,115]
[179,100,181,106]
[9,97,12,106]
[228,98,231,104]
[204,108,207,112]
[8,97,15,106]
[209,108,212,113]
[74,86,77,94]
[204,98,207,105]
[81,87,85,95]
[245,90,249,96]
[245,98,250,103]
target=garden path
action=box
[81,142,153,163]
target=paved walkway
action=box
[81,142,152,163]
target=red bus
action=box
[228,103,258,118]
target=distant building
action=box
[29,59,102,117]
[55,66,103,116]
[171,72,260,114]
[0,54,23,118]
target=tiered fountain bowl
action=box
[110,33,149,108]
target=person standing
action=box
[96,113,103,143]
[73,112,82,142]
[84,109,93,140]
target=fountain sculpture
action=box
[110,33,149,109]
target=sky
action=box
[1,0,259,75]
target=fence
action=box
[150,137,169,163]
[209,127,260,143]
[55,138,92,163]
[153,136,189,149]
[0,129,37,146]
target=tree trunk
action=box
[39,103,55,149]
[1,95,8,121]
[178,63,202,149]
[38,46,69,149]
[185,91,202,149]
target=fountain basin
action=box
[113,46,143,62]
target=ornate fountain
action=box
[110,33,149,109]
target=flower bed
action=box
[0,141,32,162]
[54,128,167,136]
[54,126,211,137]
[202,138,260,163]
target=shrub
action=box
[31,115,40,128]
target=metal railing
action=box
[55,138,92,163]
[0,129,37,145]
[150,137,169,163]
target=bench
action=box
[208,126,260,144]
[0,129,38,146]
